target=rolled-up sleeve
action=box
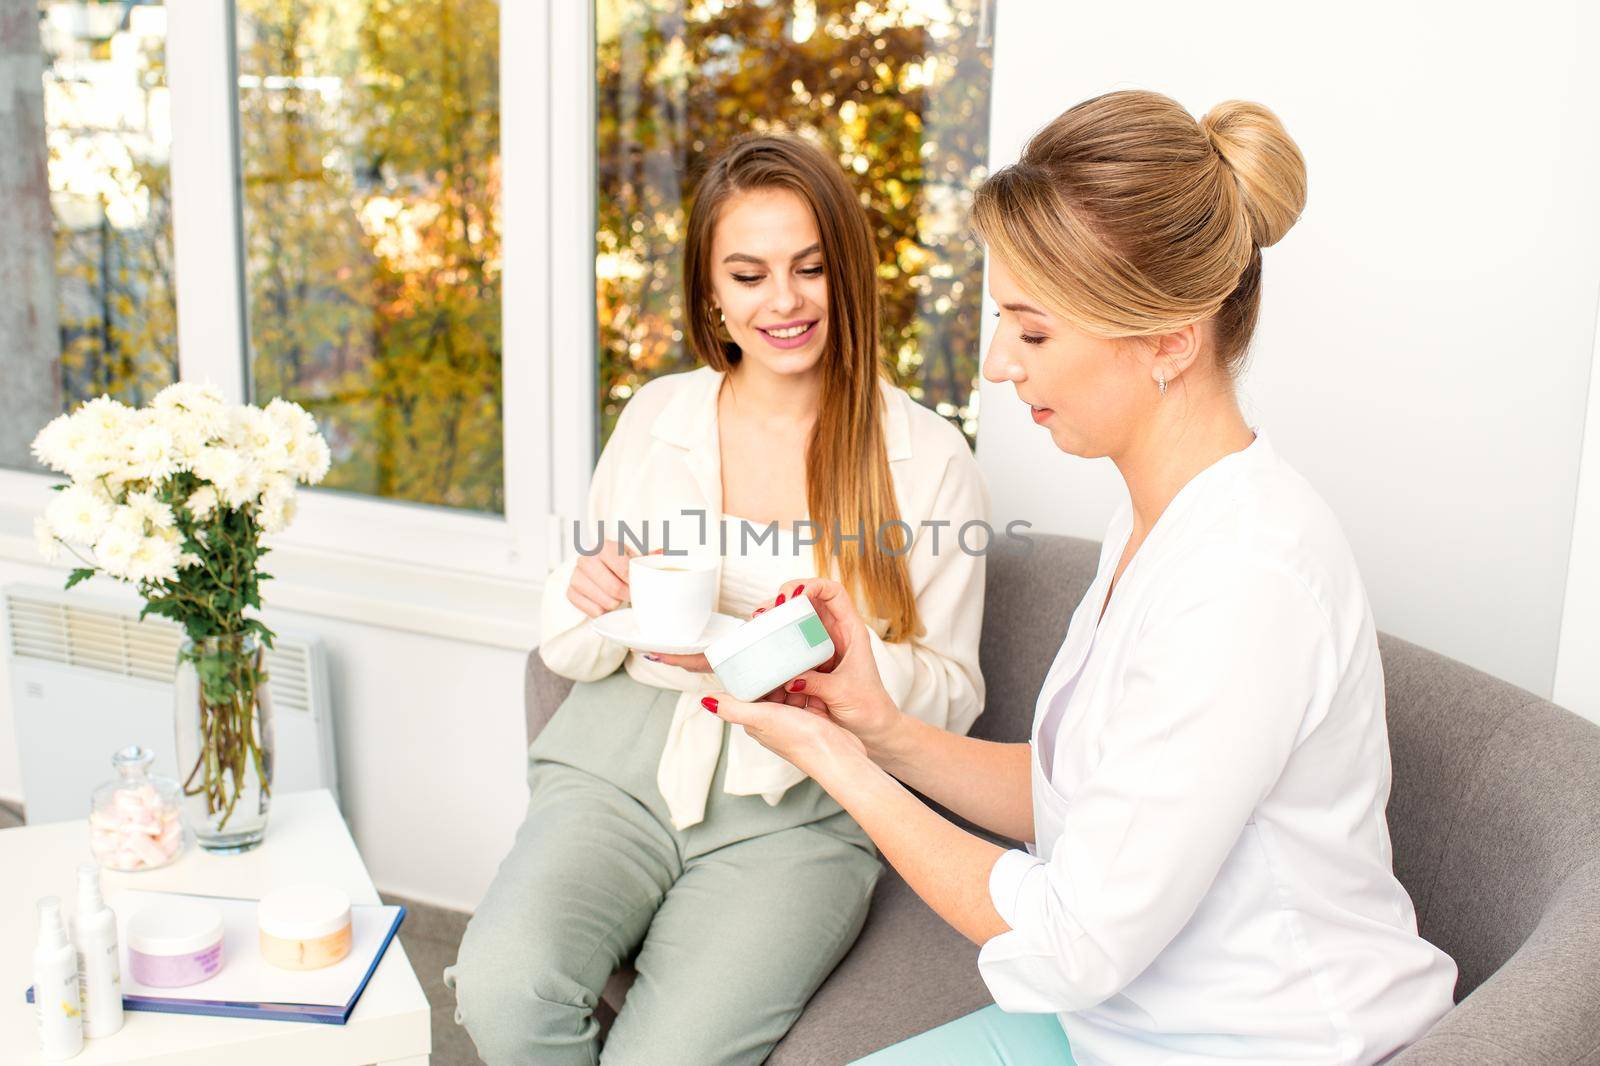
[988,847,1046,928]
[978,554,1336,1014]
[867,444,989,736]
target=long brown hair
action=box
[972,91,1306,374]
[685,134,918,641]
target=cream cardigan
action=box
[538,366,988,828]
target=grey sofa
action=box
[525,534,1600,1064]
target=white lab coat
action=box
[979,432,1457,1065]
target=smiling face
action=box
[708,187,830,377]
[981,255,1157,459]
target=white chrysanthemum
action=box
[63,424,122,483]
[262,398,329,484]
[260,471,294,502]
[152,382,227,436]
[265,398,319,440]
[45,485,114,546]
[151,382,225,444]
[92,520,141,580]
[78,395,135,438]
[201,447,263,509]
[232,405,294,475]
[103,505,146,539]
[154,405,210,471]
[30,414,82,474]
[259,478,299,534]
[126,490,176,531]
[126,532,181,585]
[223,405,258,447]
[68,398,135,481]
[178,552,203,570]
[193,446,244,494]
[34,517,60,563]
[122,416,177,485]
[185,485,219,521]
[296,434,332,484]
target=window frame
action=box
[1,0,599,601]
[0,0,601,640]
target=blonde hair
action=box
[972,90,1307,373]
[685,135,920,641]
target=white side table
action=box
[0,790,431,1065]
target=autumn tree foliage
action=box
[597,0,993,447]
[239,0,504,512]
[45,7,178,415]
[49,0,990,513]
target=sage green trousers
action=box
[447,671,883,1066]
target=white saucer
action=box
[590,609,743,655]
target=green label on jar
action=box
[799,615,828,647]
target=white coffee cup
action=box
[629,554,719,643]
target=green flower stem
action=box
[180,634,270,831]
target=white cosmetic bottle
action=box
[74,863,125,1037]
[33,896,84,1060]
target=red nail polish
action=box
[789,679,806,692]
[793,584,805,596]
[701,696,719,714]
[755,607,767,616]
[775,593,786,605]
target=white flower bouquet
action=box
[31,383,330,843]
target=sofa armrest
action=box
[525,650,577,748]
[1390,873,1600,1064]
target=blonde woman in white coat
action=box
[708,92,1458,1065]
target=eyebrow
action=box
[1002,301,1049,316]
[722,242,822,266]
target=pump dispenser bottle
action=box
[33,896,84,1060]
[74,863,125,1037]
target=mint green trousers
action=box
[448,672,882,1066]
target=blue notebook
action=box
[26,889,407,1025]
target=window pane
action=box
[236,0,504,513]
[2,2,178,471]
[595,0,993,451]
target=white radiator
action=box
[4,583,338,824]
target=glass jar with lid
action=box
[89,746,187,871]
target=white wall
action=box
[1554,293,1600,714]
[0,552,531,913]
[978,0,1600,708]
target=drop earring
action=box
[1158,370,1168,398]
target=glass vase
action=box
[173,633,274,852]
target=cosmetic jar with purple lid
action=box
[126,899,225,987]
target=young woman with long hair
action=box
[448,133,989,1065]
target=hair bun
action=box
[1200,100,1307,249]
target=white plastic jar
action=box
[706,593,836,701]
[127,899,225,988]
[258,885,353,971]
